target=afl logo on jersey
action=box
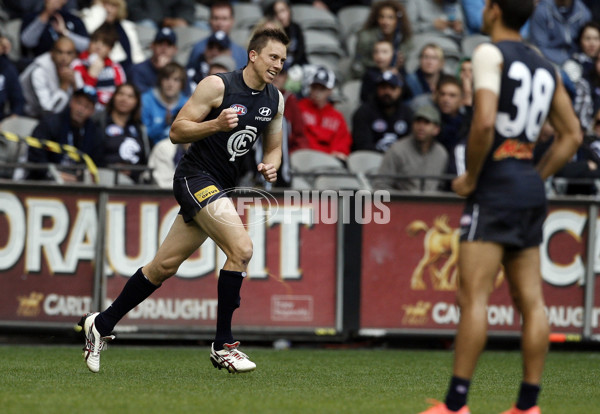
[230,104,247,115]
[227,125,258,161]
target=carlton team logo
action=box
[227,125,257,161]
[230,104,247,115]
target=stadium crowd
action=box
[1,0,600,194]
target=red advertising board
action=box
[360,199,599,337]
[0,188,98,324]
[0,187,339,333]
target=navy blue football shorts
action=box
[459,202,547,250]
[172,172,228,223]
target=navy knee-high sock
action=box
[213,269,245,350]
[445,376,471,411]
[94,268,159,336]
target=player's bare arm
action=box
[257,90,285,183]
[535,77,582,180]
[170,75,235,144]
[452,44,501,197]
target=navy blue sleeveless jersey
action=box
[174,69,280,188]
[469,41,557,208]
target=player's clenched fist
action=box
[257,163,277,183]
[216,108,239,131]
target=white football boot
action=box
[210,341,256,373]
[77,312,115,373]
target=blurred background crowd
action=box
[0,0,599,195]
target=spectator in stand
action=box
[360,40,397,103]
[434,74,471,177]
[95,82,150,181]
[27,87,104,182]
[72,23,127,109]
[562,22,600,87]
[20,36,77,119]
[207,54,236,77]
[187,31,233,89]
[298,67,352,161]
[263,0,308,70]
[187,1,248,72]
[80,0,145,75]
[352,0,412,78]
[374,104,448,191]
[0,36,25,123]
[574,54,600,133]
[146,139,190,188]
[2,0,77,20]
[404,43,445,107]
[20,0,89,63]
[141,62,187,147]
[405,0,464,37]
[457,57,472,107]
[126,0,195,29]
[129,28,179,95]
[352,71,413,153]
[530,0,591,66]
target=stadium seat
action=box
[291,4,339,36]
[337,6,370,38]
[314,175,362,190]
[232,3,263,30]
[4,19,22,62]
[461,34,491,58]
[290,149,347,189]
[347,151,383,175]
[0,116,39,179]
[173,26,210,66]
[303,30,345,59]
[230,28,251,50]
[336,79,362,127]
[134,24,157,59]
[195,3,210,29]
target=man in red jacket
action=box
[298,66,352,160]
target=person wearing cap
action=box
[187,30,233,88]
[20,36,77,119]
[298,66,352,160]
[129,27,181,95]
[26,86,104,181]
[374,104,448,191]
[352,70,413,152]
[186,1,248,72]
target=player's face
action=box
[481,0,494,35]
[251,40,287,84]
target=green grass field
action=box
[1,345,598,414]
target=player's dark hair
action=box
[247,28,289,56]
[491,0,534,31]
